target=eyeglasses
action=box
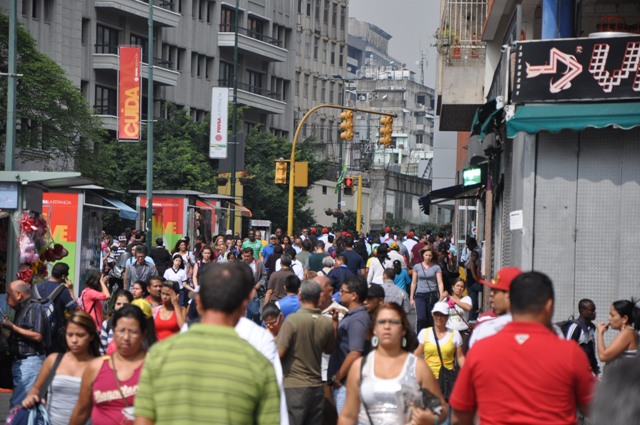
[115,328,141,338]
[264,317,280,328]
[376,319,402,326]
[339,289,352,294]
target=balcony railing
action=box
[94,45,174,69]
[219,25,283,47]
[94,105,117,115]
[139,0,177,12]
[218,79,281,100]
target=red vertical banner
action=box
[118,46,142,140]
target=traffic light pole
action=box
[287,105,394,236]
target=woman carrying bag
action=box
[414,302,465,402]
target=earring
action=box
[371,336,379,348]
[401,337,407,348]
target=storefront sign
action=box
[513,35,640,102]
[139,197,185,250]
[209,87,229,159]
[42,193,78,282]
[118,46,142,140]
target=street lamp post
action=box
[332,74,347,228]
[229,0,239,235]
[145,0,154,253]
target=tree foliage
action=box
[243,130,329,232]
[0,13,104,167]
[81,104,216,193]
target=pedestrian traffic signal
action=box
[379,116,393,147]
[340,110,354,141]
[275,160,287,184]
[344,176,353,196]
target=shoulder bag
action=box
[110,356,135,423]
[433,328,457,401]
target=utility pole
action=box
[229,0,239,235]
[145,0,154,253]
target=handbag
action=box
[433,328,457,401]
[6,353,63,425]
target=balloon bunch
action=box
[14,211,65,283]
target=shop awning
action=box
[97,194,138,220]
[470,99,504,142]
[507,102,640,138]
[430,184,481,202]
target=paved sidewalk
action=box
[0,390,11,421]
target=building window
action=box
[192,0,198,19]
[314,0,320,22]
[43,0,52,22]
[94,85,117,116]
[297,0,302,14]
[340,6,345,29]
[96,24,119,54]
[304,74,309,99]
[306,0,311,16]
[295,72,300,96]
[329,81,334,103]
[247,70,263,93]
[313,36,319,60]
[219,61,233,85]
[31,0,38,19]
[130,34,148,60]
[80,80,89,100]
[81,18,90,45]
[312,77,318,101]
[339,45,344,66]
[330,42,335,65]
[331,2,337,28]
[323,0,329,24]
[305,33,311,58]
[177,48,185,71]
[321,79,326,101]
[191,52,197,76]
[248,16,265,40]
[22,0,29,17]
[199,0,207,21]
[205,57,214,79]
[322,185,327,195]
[220,6,235,32]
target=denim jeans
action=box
[246,297,262,324]
[467,282,483,320]
[333,385,347,416]
[414,291,439,333]
[10,354,45,408]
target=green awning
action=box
[507,102,640,138]
[470,99,504,142]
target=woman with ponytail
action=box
[596,299,639,373]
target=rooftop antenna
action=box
[416,42,428,85]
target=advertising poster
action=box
[118,46,142,140]
[139,197,185,251]
[42,193,78,283]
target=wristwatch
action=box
[330,374,341,387]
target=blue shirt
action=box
[394,269,411,292]
[262,243,276,265]
[341,250,365,275]
[327,306,370,382]
[277,295,301,318]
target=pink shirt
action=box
[91,356,142,425]
[81,287,109,329]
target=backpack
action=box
[556,316,578,339]
[33,283,66,347]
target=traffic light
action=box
[275,160,288,184]
[344,176,353,196]
[340,110,354,141]
[379,115,393,147]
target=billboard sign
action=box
[209,87,229,158]
[118,46,142,140]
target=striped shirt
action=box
[134,323,280,424]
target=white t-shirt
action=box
[275,258,304,280]
[163,268,188,289]
[446,296,473,331]
[468,313,512,349]
[418,328,463,348]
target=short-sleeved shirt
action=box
[163,268,188,289]
[413,263,441,293]
[135,323,280,424]
[276,295,301,318]
[327,306,370,383]
[341,250,365,275]
[9,298,48,356]
[34,280,77,332]
[326,266,354,293]
[306,252,328,271]
[242,239,264,259]
[80,287,109,329]
[277,307,335,388]
[449,321,595,424]
[267,269,295,301]
[447,296,473,331]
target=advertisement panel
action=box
[139,197,185,251]
[513,36,640,103]
[118,46,142,140]
[42,193,79,282]
[209,87,229,159]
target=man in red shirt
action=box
[450,271,595,425]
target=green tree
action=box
[243,130,329,231]
[0,13,104,167]
[82,104,216,193]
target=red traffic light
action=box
[345,177,353,187]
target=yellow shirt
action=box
[421,327,457,378]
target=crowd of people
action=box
[0,225,638,424]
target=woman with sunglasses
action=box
[339,302,446,425]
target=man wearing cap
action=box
[319,228,329,244]
[261,234,280,267]
[403,231,418,254]
[450,271,595,425]
[468,267,523,349]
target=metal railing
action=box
[218,25,283,47]
[218,79,281,100]
[139,0,176,12]
[94,105,117,115]
[93,45,174,70]
[439,0,488,63]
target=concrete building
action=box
[346,16,400,76]
[453,0,640,321]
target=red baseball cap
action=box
[311,228,317,234]
[479,267,523,292]
[321,227,329,234]
[385,227,392,233]
[407,231,415,238]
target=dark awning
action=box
[430,184,481,202]
[97,194,138,220]
[507,102,640,138]
[470,99,504,142]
